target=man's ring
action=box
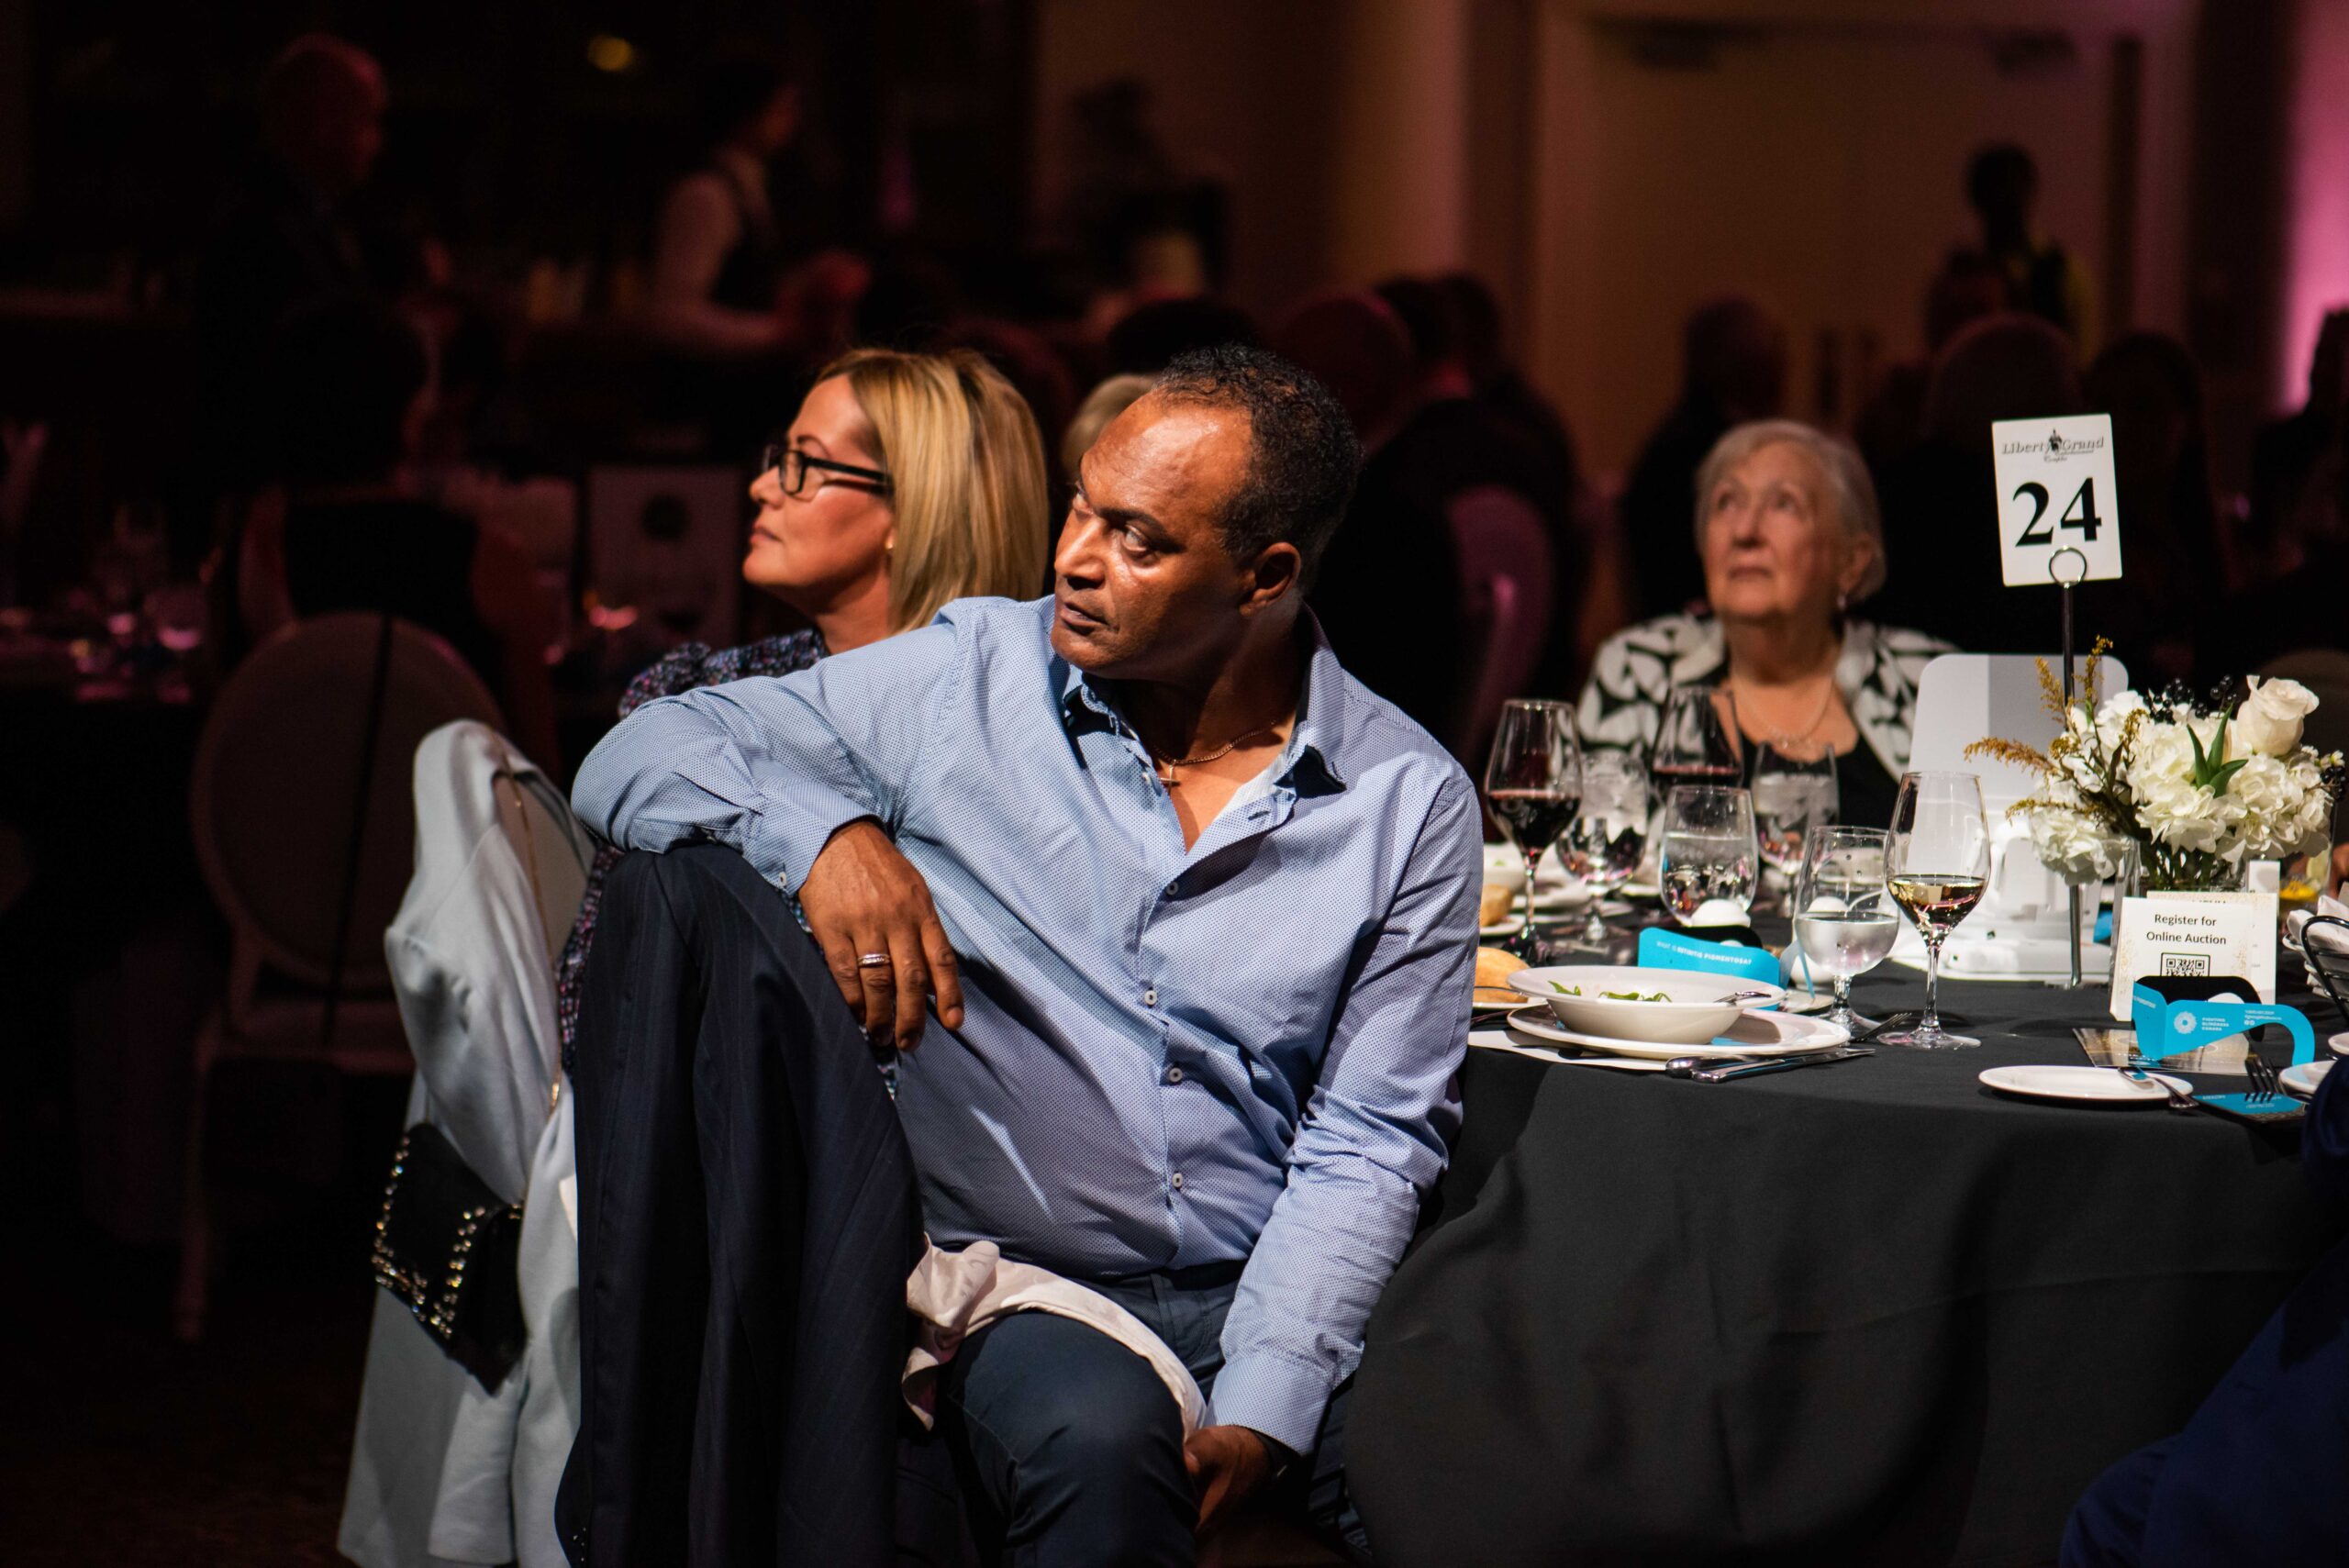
[857,952,894,970]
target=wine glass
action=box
[1878,772,1992,1049]
[1752,740,1839,906]
[1792,826,1895,1032]
[1559,751,1649,949]
[1651,684,1741,800]
[1657,784,1758,927]
[1483,699,1583,960]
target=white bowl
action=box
[1505,964,1785,1044]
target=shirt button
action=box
[1170,1172,1186,1190]
[1142,986,1158,1006]
[1165,1065,1184,1084]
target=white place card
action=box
[2105,890,2279,1020]
[1993,414,2124,587]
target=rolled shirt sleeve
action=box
[1206,770,1482,1451]
[571,618,963,890]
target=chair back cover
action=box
[191,613,503,1001]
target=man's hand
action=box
[1184,1424,1276,1536]
[797,818,964,1051]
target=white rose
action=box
[2232,676,2319,758]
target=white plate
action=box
[1509,964,1784,1043]
[1506,1006,1848,1061]
[1978,1064,2193,1105]
[1479,914,1526,939]
[1777,989,1838,1015]
[1469,1028,1672,1070]
[2282,1058,2336,1099]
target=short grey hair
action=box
[1691,418,1887,603]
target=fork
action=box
[2243,1050,2281,1106]
[2122,1065,2199,1116]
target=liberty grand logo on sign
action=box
[1997,428,2110,461]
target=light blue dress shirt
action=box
[571,595,1479,1450]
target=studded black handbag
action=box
[371,1121,527,1390]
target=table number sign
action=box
[1993,414,2124,587]
[2105,890,2280,1020]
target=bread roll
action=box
[1478,882,1515,926]
[1475,946,1524,991]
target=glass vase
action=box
[2132,844,2249,895]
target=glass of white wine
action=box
[1792,825,1895,1033]
[1878,772,1991,1049]
[1658,784,1758,927]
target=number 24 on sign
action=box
[1991,414,2124,588]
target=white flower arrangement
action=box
[1967,647,2343,891]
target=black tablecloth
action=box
[1351,968,2348,1567]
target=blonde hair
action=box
[816,347,1052,630]
[1062,373,1153,478]
[1692,418,1887,602]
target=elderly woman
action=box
[1576,418,1952,828]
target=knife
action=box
[1665,1046,1876,1082]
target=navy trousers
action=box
[556,846,922,1566]
[2062,1234,2349,1568]
[921,1267,1371,1567]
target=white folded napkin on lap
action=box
[903,1240,1206,1436]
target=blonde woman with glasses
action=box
[556,347,1051,1061]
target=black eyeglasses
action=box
[759,443,892,498]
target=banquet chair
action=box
[341,720,593,1568]
[177,613,503,1340]
[2299,916,2349,1033]
[1450,484,1555,760]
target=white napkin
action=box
[2285,895,2349,950]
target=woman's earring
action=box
[1836,590,1849,615]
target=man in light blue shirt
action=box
[572,345,1480,1562]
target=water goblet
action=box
[1792,825,1895,1032]
[1658,784,1758,928]
[1752,739,1839,904]
[1559,751,1649,949]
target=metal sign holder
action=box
[2051,546,2090,989]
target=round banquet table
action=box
[1349,964,2347,1568]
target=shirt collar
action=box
[1055,612,1349,795]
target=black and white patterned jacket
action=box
[1575,613,1954,779]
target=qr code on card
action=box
[2160,952,2210,977]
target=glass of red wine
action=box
[1484,698,1583,961]
[1651,683,1742,799]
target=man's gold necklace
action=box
[1151,723,1281,785]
